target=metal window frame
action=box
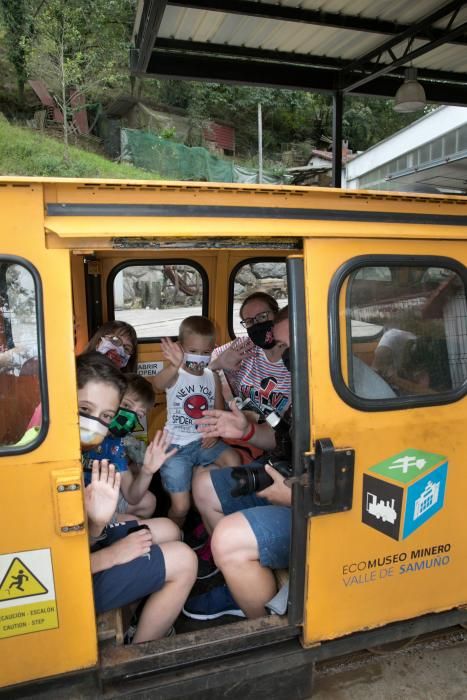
[0,256,49,456]
[107,258,209,343]
[328,254,467,412]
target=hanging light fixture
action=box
[394,67,426,113]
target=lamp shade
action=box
[394,68,426,113]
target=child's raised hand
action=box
[85,459,121,528]
[160,337,184,368]
[142,430,177,475]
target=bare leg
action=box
[125,491,157,519]
[192,469,224,534]
[168,491,191,528]
[211,512,276,619]
[133,541,197,643]
[139,517,181,545]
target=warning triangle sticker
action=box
[0,557,48,602]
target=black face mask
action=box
[282,348,291,372]
[247,320,276,350]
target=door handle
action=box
[314,438,335,505]
[51,468,86,535]
[304,439,355,516]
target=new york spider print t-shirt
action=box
[165,367,216,445]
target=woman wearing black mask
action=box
[210,293,291,421]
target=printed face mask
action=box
[184,352,211,372]
[247,320,276,350]
[97,338,130,369]
[79,413,109,449]
[282,348,291,372]
[109,408,139,438]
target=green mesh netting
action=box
[121,129,286,184]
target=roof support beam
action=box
[154,38,467,87]
[167,0,467,47]
[332,92,343,189]
[342,0,467,91]
[143,50,467,105]
[343,18,467,93]
[134,0,168,73]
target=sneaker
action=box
[196,556,219,580]
[124,622,137,645]
[184,523,209,551]
[124,623,176,644]
[183,585,246,621]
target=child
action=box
[83,369,159,521]
[120,373,157,474]
[153,316,240,526]
[77,352,197,642]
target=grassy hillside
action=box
[0,116,159,179]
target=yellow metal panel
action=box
[44,216,467,242]
[303,237,467,645]
[0,184,97,687]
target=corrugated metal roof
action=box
[158,4,467,73]
[133,1,467,106]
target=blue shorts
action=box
[92,521,165,613]
[161,438,231,493]
[210,464,292,570]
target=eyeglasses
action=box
[105,335,133,355]
[240,311,273,329]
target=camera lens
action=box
[231,465,273,497]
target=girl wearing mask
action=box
[85,321,138,373]
[210,292,291,422]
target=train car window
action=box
[229,260,288,338]
[330,257,467,411]
[109,261,208,341]
[0,260,47,452]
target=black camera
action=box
[230,459,293,497]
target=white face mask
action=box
[184,352,211,372]
[79,414,109,449]
[97,338,130,369]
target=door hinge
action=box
[303,438,355,516]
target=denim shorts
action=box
[210,464,291,570]
[92,521,166,613]
[160,438,231,493]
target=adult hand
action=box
[85,459,121,529]
[195,402,248,440]
[160,337,184,368]
[257,464,292,506]
[142,430,177,476]
[109,528,153,566]
[211,339,253,371]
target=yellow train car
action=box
[1,176,467,698]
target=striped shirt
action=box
[212,338,291,418]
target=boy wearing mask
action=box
[153,316,240,527]
[77,352,197,642]
[83,371,161,521]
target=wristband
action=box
[241,423,256,442]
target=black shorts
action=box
[92,521,166,613]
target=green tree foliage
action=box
[25,0,134,157]
[149,79,426,159]
[0,0,29,101]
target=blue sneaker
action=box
[182,585,246,621]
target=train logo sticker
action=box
[362,449,448,540]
